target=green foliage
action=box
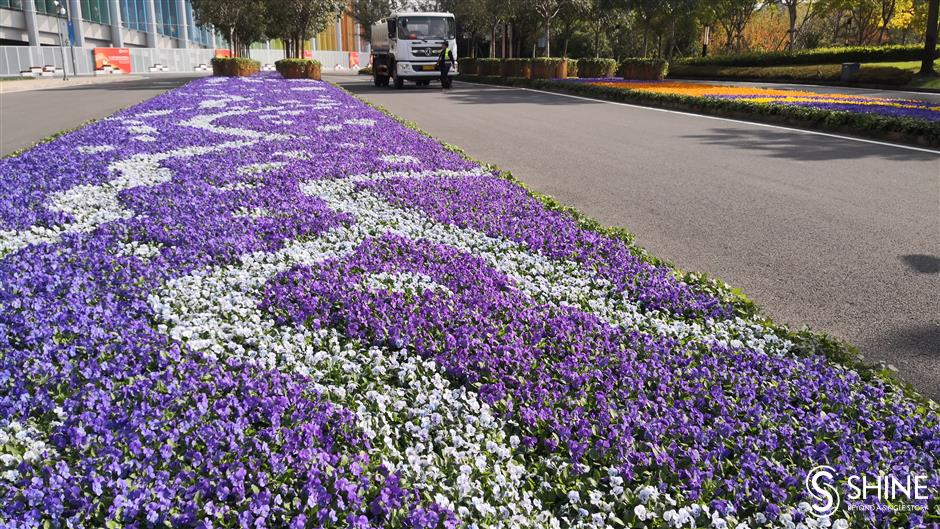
[678,44,937,67]
[576,58,617,77]
[191,0,267,54]
[618,58,669,80]
[531,57,567,65]
[267,0,346,58]
[275,58,323,67]
[455,74,940,147]
[670,63,915,85]
[210,57,261,67]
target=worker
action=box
[437,43,455,89]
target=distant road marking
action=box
[455,80,940,155]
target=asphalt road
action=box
[331,74,940,399]
[0,74,205,156]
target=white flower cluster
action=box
[363,270,453,297]
[116,240,163,261]
[380,154,421,165]
[76,145,116,154]
[0,419,58,483]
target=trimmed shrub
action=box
[851,66,915,85]
[211,57,260,77]
[498,58,532,78]
[677,44,937,67]
[458,57,477,75]
[566,59,578,78]
[618,58,669,80]
[275,58,322,80]
[669,64,914,86]
[577,58,617,78]
[477,58,502,76]
[531,57,567,79]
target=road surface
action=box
[331,74,940,399]
[0,74,206,156]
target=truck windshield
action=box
[397,17,455,40]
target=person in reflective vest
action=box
[437,44,455,89]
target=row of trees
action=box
[191,0,347,57]
[349,0,937,75]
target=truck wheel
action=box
[393,74,404,90]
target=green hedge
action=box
[210,57,261,77]
[456,74,940,147]
[670,63,914,85]
[618,58,669,80]
[577,58,617,78]
[530,57,568,79]
[458,57,477,75]
[678,44,936,67]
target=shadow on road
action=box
[901,254,940,274]
[682,127,939,162]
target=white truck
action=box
[371,12,457,89]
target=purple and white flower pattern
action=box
[0,74,936,529]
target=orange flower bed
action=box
[583,80,940,121]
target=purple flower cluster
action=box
[0,73,936,528]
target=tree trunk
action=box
[920,0,940,75]
[490,24,496,58]
[787,3,797,51]
[544,15,551,57]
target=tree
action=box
[348,0,406,39]
[706,0,757,51]
[527,0,586,56]
[629,0,668,56]
[767,0,818,51]
[581,0,621,57]
[191,0,268,56]
[920,0,939,75]
[267,0,346,58]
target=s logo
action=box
[805,465,841,517]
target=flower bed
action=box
[574,79,940,121]
[0,74,937,528]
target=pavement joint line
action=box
[457,80,940,155]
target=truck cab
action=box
[371,12,457,89]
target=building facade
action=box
[0,1,364,75]
[0,0,221,49]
